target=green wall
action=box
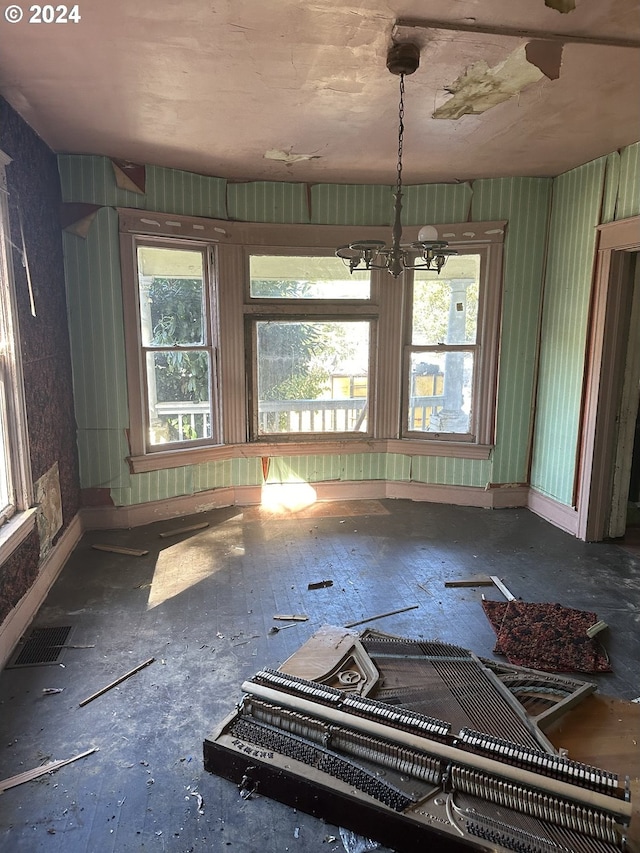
[58,145,639,508]
[529,142,640,505]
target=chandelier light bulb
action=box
[417,225,439,243]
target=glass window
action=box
[249,255,370,300]
[0,152,31,528]
[135,243,217,448]
[406,254,482,438]
[255,319,370,435]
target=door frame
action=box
[576,215,640,541]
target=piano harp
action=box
[203,627,635,852]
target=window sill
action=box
[0,507,37,565]
[128,439,493,473]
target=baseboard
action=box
[0,513,83,670]
[80,480,530,529]
[527,488,578,536]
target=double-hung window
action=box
[403,243,502,444]
[122,236,219,454]
[0,150,34,558]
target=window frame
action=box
[401,241,503,444]
[118,210,505,471]
[0,150,35,562]
[244,247,378,442]
[120,232,221,456]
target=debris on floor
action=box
[159,522,209,538]
[344,604,418,628]
[268,623,300,635]
[482,600,612,672]
[91,544,149,557]
[78,656,155,706]
[308,579,333,590]
[339,827,380,852]
[273,614,308,621]
[0,747,98,793]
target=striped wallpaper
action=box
[58,142,640,508]
[529,158,608,505]
[471,177,552,485]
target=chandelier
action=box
[336,42,456,278]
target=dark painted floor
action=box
[0,499,639,852]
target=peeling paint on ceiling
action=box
[545,0,576,12]
[264,149,322,164]
[0,0,638,184]
[433,45,544,120]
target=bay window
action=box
[119,211,504,470]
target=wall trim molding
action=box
[527,488,578,536]
[0,513,83,670]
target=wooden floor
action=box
[0,499,639,852]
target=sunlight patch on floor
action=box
[147,516,244,609]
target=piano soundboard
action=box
[203,626,633,852]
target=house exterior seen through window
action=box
[129,240,219,451]
[406,254,481,439]
[248,254,372,437]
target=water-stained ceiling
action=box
[0,0,638,185]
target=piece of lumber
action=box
[0,748,98,793]
[158,522,209,538]
[586,620,608,638]
[92,544,149,557]
[489,575,516,601]
[445,578,494,588]
[344,604,419,629]
[79,657,155,707]
[308,580,333,590]
[273,615,308,622]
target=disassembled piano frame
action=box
[204,627,633,852]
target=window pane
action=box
[137,247,205,346]
[408,351,474,434]
[412,255,480,346]
[250,255,370,299]
[146,350,211,445]
[256,320,369,434]
[0,377,11,513]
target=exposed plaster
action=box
[264,149,321,164]
[433,45,544,120]
[545,0,576,12]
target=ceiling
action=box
[1,0,639,185]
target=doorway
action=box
[576,216,640,541]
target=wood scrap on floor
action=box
[308,580,333,590]
[158,522,209,538]
[0,748,98,793]
[445,577,494,587]
[344,604,418,628]
[273,615,308,622]
[490,575,517,601]
[92,544,149,557]
[78,657,155,707]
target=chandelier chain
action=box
[396,73,405,198]
[334,44,455,277]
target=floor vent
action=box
[7,626,73,668]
